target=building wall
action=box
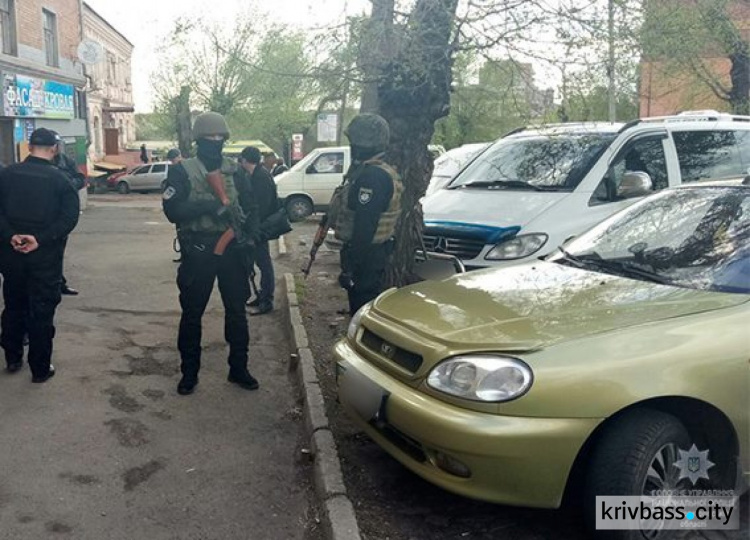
[82,2,134,159]
[0,0,87,166]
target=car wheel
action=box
[585,409,692,540]
[285,196,313,222]
[117,181,130,195]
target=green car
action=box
[335,184,749,535]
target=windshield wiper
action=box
[583,259,673,285]
[454,179,547,191]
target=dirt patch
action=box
[45,521,73,534]
[150,410,173,421]
[59,473,101,486]
[142,389,165,401]
[104,418,150,448]
[123,459,166,491]
[103,384,145,413]
[17,515,34,524]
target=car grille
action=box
[422,234,485,260]
[360,329,423,373]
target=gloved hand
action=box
[338,272,355,291]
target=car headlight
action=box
[485,234,548,260]
[427,355,533,402]
[347,302,371,341]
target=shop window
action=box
[43,9,58,67]
[0,0,17,56]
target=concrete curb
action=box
[281,272,362,540]
[278,234,287,255]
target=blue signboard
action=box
[3,73,75,119]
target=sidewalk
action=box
[0,203,319,540]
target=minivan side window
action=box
[151,164,166,173]
[591,136,668,205]
[310,152,344,174]
[673,131,743,182]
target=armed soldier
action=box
[162,112,260,396]
[329,114,403,315]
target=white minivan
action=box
[276,146,349,221]
[423,111,750,268]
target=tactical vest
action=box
[333,157,403,244]
[179,157,239,234]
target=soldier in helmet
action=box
[161,112,260,396]
[330,113,403,315]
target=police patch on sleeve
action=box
[358,187,373,205]
[163,186,177,200]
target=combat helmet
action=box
[345,113,389,150]
[192,112,230,140]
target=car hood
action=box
[372,262,747,351]
[423,188,569,229]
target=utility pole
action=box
[608,0,616,122]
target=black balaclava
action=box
[196,138,225,171]
[351,144,383,164]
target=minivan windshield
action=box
[449,133,616,191]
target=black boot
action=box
[31,365,55,383]
[6,358,22,373]
[227,369,259,390]
[177,374,199,395]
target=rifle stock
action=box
[206,169,239,255]
[302,214,330,277]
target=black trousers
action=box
[254,240,275,304]
[176,238,251,377]
[341,242,390,315]
[0,244,63,378]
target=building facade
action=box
[0,0,87,166]
[82,1,133,161]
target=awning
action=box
[93,161,126,172]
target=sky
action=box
[84,0,370,113]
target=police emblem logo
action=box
[163,186,176,200]
[358,188,373,205]
[380,342,395,358]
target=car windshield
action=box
[449,133,616,191]
[551,187,750,294]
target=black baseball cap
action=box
[29,128,58,147]
[240,146,262,164]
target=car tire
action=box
[285,196,313,222]
[584,409,692,540]
[117,181,130,195]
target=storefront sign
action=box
[3,73,75,119]
[292,133,304,161]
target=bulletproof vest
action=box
[179,157,238,234]
[333,157,402,244]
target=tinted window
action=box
[732,130,750,174]
[673,131,743,182]
[151,164,166,173]
[311,152,344,174]
[591,136,668,204]
[134,166,150,175]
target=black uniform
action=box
[53,152,85,292]
[0,156,80,377]
[249,165,279,307]
[162,160,259,382]
[270,163,289,177]
[340,162,395,314]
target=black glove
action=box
[338,272,354,291]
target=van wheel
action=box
[117,181,130,195]
[285,197,313,222]
[585,409,692,539]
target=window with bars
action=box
[43,9,58,67]
[0,0,16,56]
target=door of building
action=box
[104,128,119,155]
[0,119,15,165]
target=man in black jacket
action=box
[0,128,80,383]
[51,132,85,296]
[241,147,279,315]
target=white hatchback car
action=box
[116,162,171,194]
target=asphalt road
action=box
[0,195,319,540]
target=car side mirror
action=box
[618,171,653,199]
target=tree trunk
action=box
[359,0,395,114]
[377,0,459,287]
[729,49,750,115]
[176,86,192,157]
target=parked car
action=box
[425,142,490,197]
[337,183,749,535]
[276,146,350,221]
[106,169,130,190]
[423,111,750,269]
[115,162,171,194]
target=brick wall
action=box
[16,0,81,63]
